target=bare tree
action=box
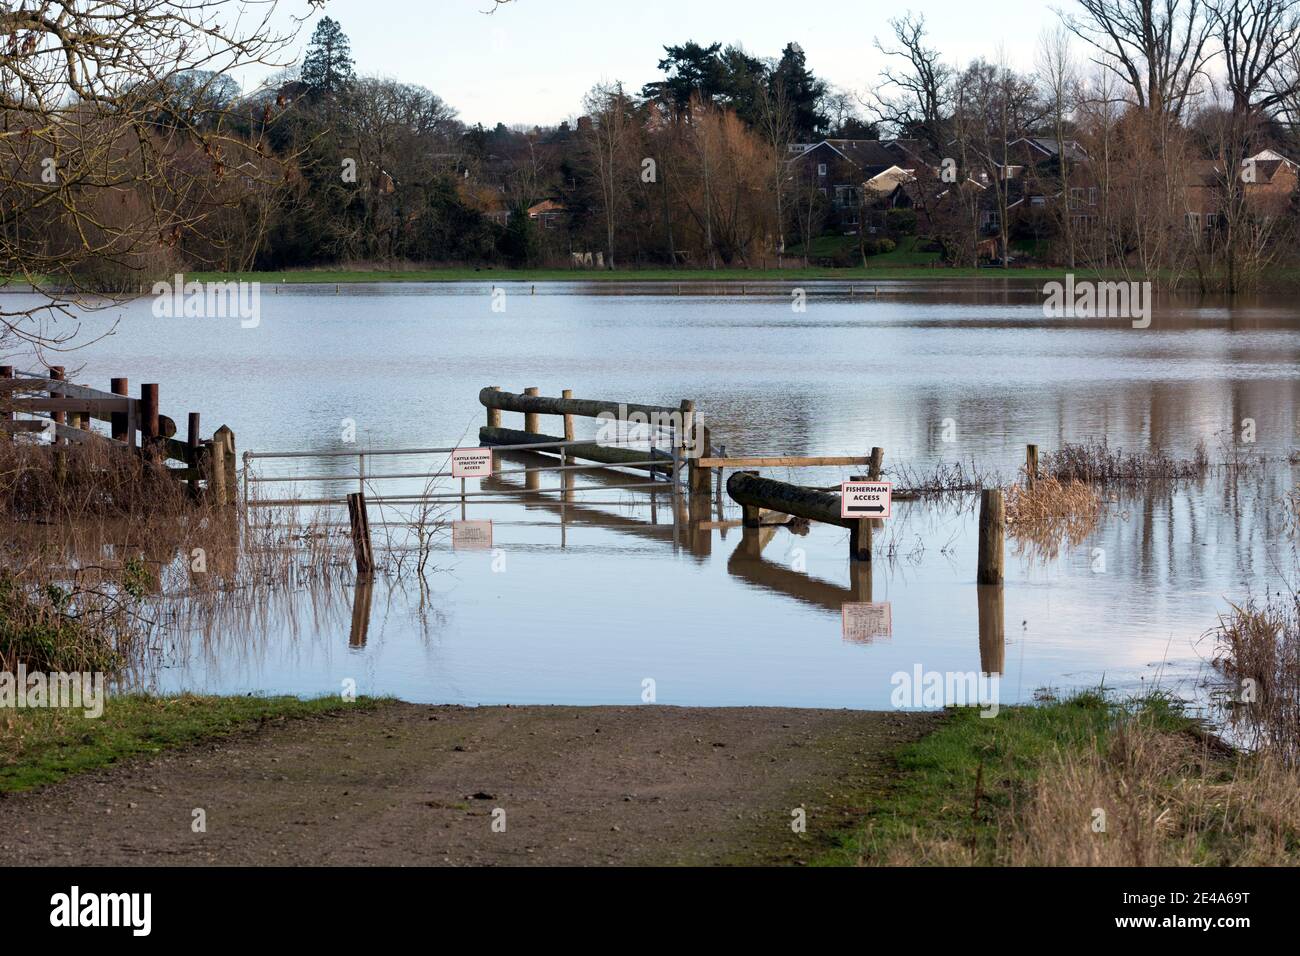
[581,81,637,269]
[0,0,307,360]
[1059,0,1214,121]
[755,65,795,265]
[1037,28,1082,266]
[867,13,952,156]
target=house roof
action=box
[1013,137,1090,163]
[790,139,935,176]
[863,165,915,195]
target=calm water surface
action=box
[12,279,1298,709]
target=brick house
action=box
[787,139,931,231]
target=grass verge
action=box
[814,692,1300,866]
[0,693,381,793]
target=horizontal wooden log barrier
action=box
[7,397,130,416]
[479,387,680,423]
[726,471,847,527]
[697,455,875,469]
[479,426,674,474]
[727,471,877,561]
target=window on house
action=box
[1088,187,1099,206]
[817,163,828,177]
[1069,187,1086,209]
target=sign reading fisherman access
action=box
[840,481,893,519]
[451,447,493,479]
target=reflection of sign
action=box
[841,481,893,519]
[451,447,493,478]
[842,603,892,644]
[453,520,493,550]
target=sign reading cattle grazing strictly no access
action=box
[840,481,893,519]
[451,447,493,479]
[452,520,493,550]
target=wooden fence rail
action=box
[478,385,699,486]
[0,369,237,505]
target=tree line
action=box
[5,1,1300,301]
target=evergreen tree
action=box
[771,43,828,140]
[300,17,356,105]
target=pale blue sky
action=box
[249,0,1063,126]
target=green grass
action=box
[812,691,1194,866]
[187,263,1121,284]
[0,692,382,792]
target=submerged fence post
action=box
[347,491,375,577]
[977,488,1005,585]
[869,447,884,480]
[215,426,237,505]
[187,413,201,497]
[0,366,11,441]
[524,386,540,434]
[849,474,872,562]
[110,377,129,445]
[1026,444,1039,487]
[486,385,502,428]
[738,470,762,527]
[209,435,228,506]
[49,366,65,442]
[562,388,575,442]
[141,383,160,460]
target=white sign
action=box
[452,520,493,550]
[840,481,893,519]
[451,447,493,478]
[842,603,892,644]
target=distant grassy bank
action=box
[188,265,1115,285]
[816,692,1300,867]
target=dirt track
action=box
[0,703,941,866]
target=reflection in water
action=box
[24,280,1291,709]
[978,585,1006,676]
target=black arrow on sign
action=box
[847,505,885,514]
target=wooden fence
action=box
[0,366,237,504]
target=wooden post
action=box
[561,388,575,442]
[738,470,762,527]
[690,424,712,497]
[347,491,375,576]
[216,426,237,506]
[524,386,540,434]
[869,447,884,480]
[977,489,1005,585]
[49,367,65,441]
[187,413,201,497]
[141,383,160,459]
[1,366,13,440]
[1026,444,1039,487]
[209,437,228,506]
[110,377,129,444]
[849,474,872,562]
[486,385,501,428]
[714,443,725,513]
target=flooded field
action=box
[13,279,1300,709]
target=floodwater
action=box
[8,279,1299,709]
